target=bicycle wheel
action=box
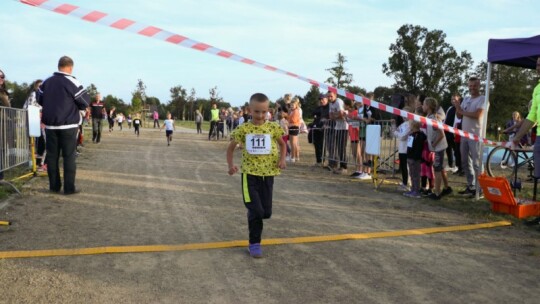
[486,146,516,178]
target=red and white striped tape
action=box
[18,0,506,147]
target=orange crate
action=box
[478,174,540,219]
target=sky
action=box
[1,0,538,107]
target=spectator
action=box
[503,111,523,143]
[347,99,371,179]
[311,94,329,166]
[287,97,302,163]
[393,107,412,191]
[444,94,462,174]
[404,120,426,198]
[153,110,160,128]
[455,77,486,197]
[208,103,219,140]
[327,91,349,174]
[195,109,203,134]
[38,56,90,194]
[0,69,10,180]
[424,97,453,200]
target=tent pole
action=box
[477,62,492,200]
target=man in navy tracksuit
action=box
[38,56,90,194]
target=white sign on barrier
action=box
[27,105,41,137]
[365,125,381,156]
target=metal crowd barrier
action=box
[1,106,31,193]
[321,119,398,175]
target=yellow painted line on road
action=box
[0,221,511,259]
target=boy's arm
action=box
[276,136,287,169]
[227,139,239,175]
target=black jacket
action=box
[38,72,89,128]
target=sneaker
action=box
[427,192,441,200]
[248,243,262,258]
[333,168,347,175]
[358,172,371,180]
[64,189,81,195]
[363,160,373,167]
[441,187,453,196]
[458,187,475,195]
[397,184,409,191]
[38,164,48,172]
[404,191,421,198]
[350,171,362,177]
[286,156,291,162]
[420,189,432,197]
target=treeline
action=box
[4,24,537,131]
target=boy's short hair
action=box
[250,93,269,103]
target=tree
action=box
[168,85,187,120]
[5,81,29,108]
[86,83,98,101]
[103,94,128,114]
[326,53,353,89]
[303,85,321,120]
[473,61,537,132]
[382,24,473,102]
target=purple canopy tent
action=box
[487,35,540,70]
[483,35,540,138]
[475,35,540,199]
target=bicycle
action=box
[485,144,535,195]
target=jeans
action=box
[45,128,78,193]
[460,138,481,188]
[92,118,103,142]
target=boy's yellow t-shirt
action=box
[231,121,284,176]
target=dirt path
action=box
[0,127,539,303]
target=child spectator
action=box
[287,97,302,163]
[347,100,370,179]
[279,112,290,162]
[420,137,435,196]
[161,112,175,146]
[226,93,287,258]
[404,120,426,198]
[393,107,412,191]
[424,98,453,200]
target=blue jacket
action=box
[38,72,90,129]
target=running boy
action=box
[226,93,287,258]
[161,112,175,146]
[133,114,142,137]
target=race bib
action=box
[135,120,140,125]
[407,135,414,148]
[246,134,272,155]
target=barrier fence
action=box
[0,106,30,177]
[319,120,398,176]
